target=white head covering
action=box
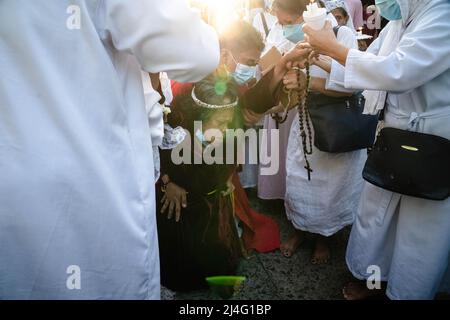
[265,0,274,10]
[323,0,356,33]
[363,0,434,115]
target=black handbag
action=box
[307,93,379,153]
[363,127,450,201]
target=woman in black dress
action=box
[156,38,311,291]
[157,74,244,292]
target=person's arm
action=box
[303,21,351,66]
[242,109,265,126]
[242,45,311,113]
[305,11,450,93]
[270,44,312,92]
[343,17,450,93]
[159,150,188,222]
[345,17,450,93]
[241,68,278,113]
[325,26,358,93]
[149,73,160,92]
[160,173,188,222]
[101,0,220,82]
[149,73,167,104]
[311,56,332,73]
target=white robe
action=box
[259,15,339,201]
[343,0,450,300]
[0,0,219,300]
[285,26,365,237]
[141,72,173,182]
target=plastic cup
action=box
[206,276,247,299]
[303,8,327,30]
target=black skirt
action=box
[157,189,241,292]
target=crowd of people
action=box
[0,0,449,300]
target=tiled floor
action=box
[161,189,356,300]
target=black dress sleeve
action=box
[241,68,282,114]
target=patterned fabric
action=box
[161,124,187,150]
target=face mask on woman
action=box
[375,0,402,21]
[282,23,305,43]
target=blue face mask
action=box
[375,0,402,21]
[231,62,258,85]
[228,52,258,85]
[282,23,305,43]
[195,129,210,146]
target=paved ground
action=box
[161,189,356,300]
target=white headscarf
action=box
[363,0,433,115]
[323,0,356,33]
[265,0,274,10]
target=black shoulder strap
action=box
[333,25,341,37]
[378,107,386,121]
[260,12,270,38]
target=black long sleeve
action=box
[241,68,281,114]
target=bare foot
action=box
[311,236,330,265]
[280,231,303,258]
[343,282,386,300]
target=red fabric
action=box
[171,81,193,98]
[232,84,280,253]
[232,172,280,253]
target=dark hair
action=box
[273,0,308,15]
[220,21,265,55]
[169,74,242,134]
[333,7,349,18]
